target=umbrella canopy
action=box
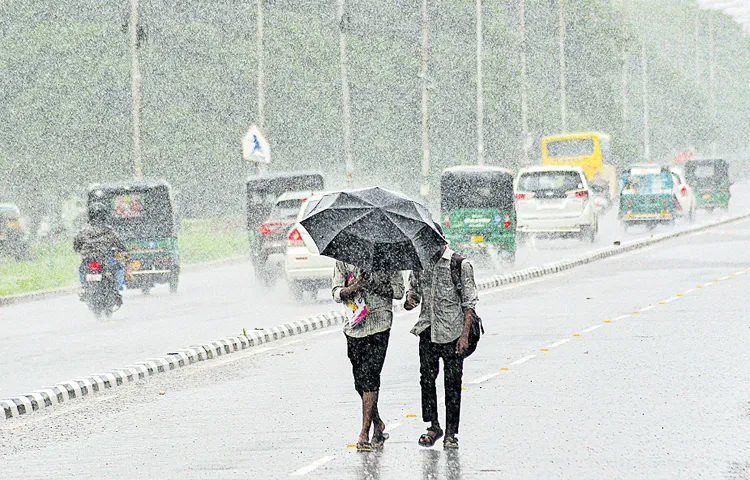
[300,187,446,272]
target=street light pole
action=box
[420,0,430,200]
[476,0,484,166]
[641,42,650,161]
[338,0,354,187]
[708,12,718,156]
[129,0,144,180]
[256,0,267,176]
[558,0,567,133]
[520,0,529,166]
[621,44,628,134]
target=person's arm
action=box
[332,261,347,304]
[403,271,421,310]
[456,260,479,355]
[390,271,405,300]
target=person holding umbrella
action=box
[300,187,447,451]
[332,263,404,451]
[404,236,479,450]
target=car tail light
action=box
[287,227,304,247]
[514,192,534,200]
[88,260,103,271]
[680,185,688,196]
[443,213,450,228]
[566,190,588,198]
[502,214,511,228]
[259,222,284,235]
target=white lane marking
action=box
[702,283,714,288]
[313,330,340,337]
[546,339,570,349]
[613,314,630,321]
[683,289,694,294]
[386,422,402,431]
[512,354,536,365]
[469,373,499,384]
[581,325,603,333]
[291,456,336,476]
[734,271,745,276]
[662,297,678,303]
[639,306,655,312]
[720,276,731,281]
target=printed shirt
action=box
[332,261,405,338]
[408,248,479,344]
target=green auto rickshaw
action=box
[440,166,516,265]
[618,165,674,230]
[246,171,324,278]
[88,180,180,293]
[683,158,731,212]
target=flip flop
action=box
[443,435,459,449]
[356,441,373,453]
[372,432,390,449]
[418,427,443,447]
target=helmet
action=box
[89,202,108,226]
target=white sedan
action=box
[669,168,697,222]
[284,193,336,300]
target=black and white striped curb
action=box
[1,312,345,422]
[3,212,748,423]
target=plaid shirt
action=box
[408,248,478,344]
[332,262,405,338]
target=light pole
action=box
[420,0,430,200]
[338,0,354,188]
[708,11,718,155]
[255,0,267,176]
[129,0,143,179]
[520,0,529,166]
[476,0,484,165]
[558,0,567,133]
[641,42,650,161]
[621,43,629,135]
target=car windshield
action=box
[518,171,583,192]
[546,138,595,157]
[0,206,19,219]
[302,199,321,219]
[270,199,304,223]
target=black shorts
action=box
[346,329,391,394]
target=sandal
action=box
[418,427,443,447]
[372,432,389,449]
[356,441,373,452]
[443,434,459,449]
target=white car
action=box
[284,192,336,300]
[669,168,697,222]
[514,166,598,242]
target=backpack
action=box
[449,252,484,358]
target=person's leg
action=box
[419,329,443,444]
[346,334,368,444]
[443,340,465,437]
[369,330,390,441]
[359,391,378,444]
[78,261,86,286]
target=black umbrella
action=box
[300,187,446,272]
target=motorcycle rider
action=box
[73,202,127,307]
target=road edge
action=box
[3,212,748,422]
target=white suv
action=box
[514,166,598,242]
[284,193,336,300]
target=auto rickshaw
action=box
[683,158,731,212]
[87,180,180,293]
[246,172,324,280]
[440,166,516,265]
[0,203,30,261]
[618,165,674,230]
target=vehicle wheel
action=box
[169,277,179,294]
[141,286,152,295]
[504,251,516,267]
[104,308,113,319]
[516,232,527,247]
[289,280,305,302]
[688,206,696,223]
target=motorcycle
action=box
[81,257,121,318]
[591,185,610,214]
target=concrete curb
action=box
[3,212,748,422]
[0,255,251,307]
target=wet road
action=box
[1,184,748,398]
[2,211,749,478]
